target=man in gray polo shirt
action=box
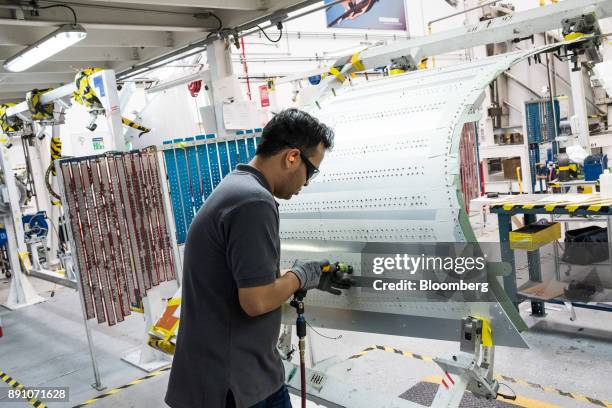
[165,109,334,408]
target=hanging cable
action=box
[240,36,252,100]
[38,4,79,25]
[45,162,62,205]
[203,11,223,39]
[305,320,342,340]
[20,137,37,206]
[256,23,283,43]
[497,383,517,401]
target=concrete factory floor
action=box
[1,213,612,408]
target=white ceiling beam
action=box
[0,6,217,32]
[216,0,314,27]
[0,61,116,74]
[95,0,266,11]
[0,72,75,85]
[0,18,212,32]
[0,46,172,62]
[0,27,205,48]
[0,92,28,102]
[0,83,65,93]
[0,19,211,32]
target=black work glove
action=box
[290,259,325,290]
[317,262,354,295]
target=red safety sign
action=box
[259,85,270,108]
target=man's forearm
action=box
[238,271,301,317]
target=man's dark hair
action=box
[256,108,334,158]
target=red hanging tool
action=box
[188,80,202,97]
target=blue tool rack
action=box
[162,129,263,244]
[525,99,561,192]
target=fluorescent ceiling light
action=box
[3,24,87,72]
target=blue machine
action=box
[584,154,608,181]
[22,211,49,240]
[0,228,7,247]
[308,75,322,85]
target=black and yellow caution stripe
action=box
[349,344,434,362]
[72,366,171,407]
[0,102,23,134]
[26,88,54,121]
[0,369,46,408]
[73,68,104,109]
[490,197,612,214]
[49,136,62,176]
[347,345,611,407]
[72,68,151,136]
[121,117,151,137]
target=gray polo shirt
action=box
[165,164,283,408]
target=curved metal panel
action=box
[279,46,567,348]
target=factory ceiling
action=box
[0,0,315,103]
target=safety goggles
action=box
[299,151,319,182]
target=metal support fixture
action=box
[147,70,211,95]
[122,287,172,372]
[543,34,560,156]
[551,214,561,281]
[427,0,504,66]
[433,317,499,405]
[570,59,592,151]
[428,0,502,27]
[524,213,545,317]
[1,143,45,310]
[297,0,612,105]
[48,122,62,262]
[563,301,577,321]
[5,70,126,151]
[283,317,501,408]
[607,216,612,279]
[26,132,61,269]
[497,214,518,305]
[92,70,125,150]
[206,38,235,138]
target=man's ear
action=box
[285,149,300,168]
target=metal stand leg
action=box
[551,214,561,281]
[607,217,612,278]
[77,267,105,391]
[524,214,545,317]
[498,214,518,306]
[563,301,576,321]
[79,302,106,391]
